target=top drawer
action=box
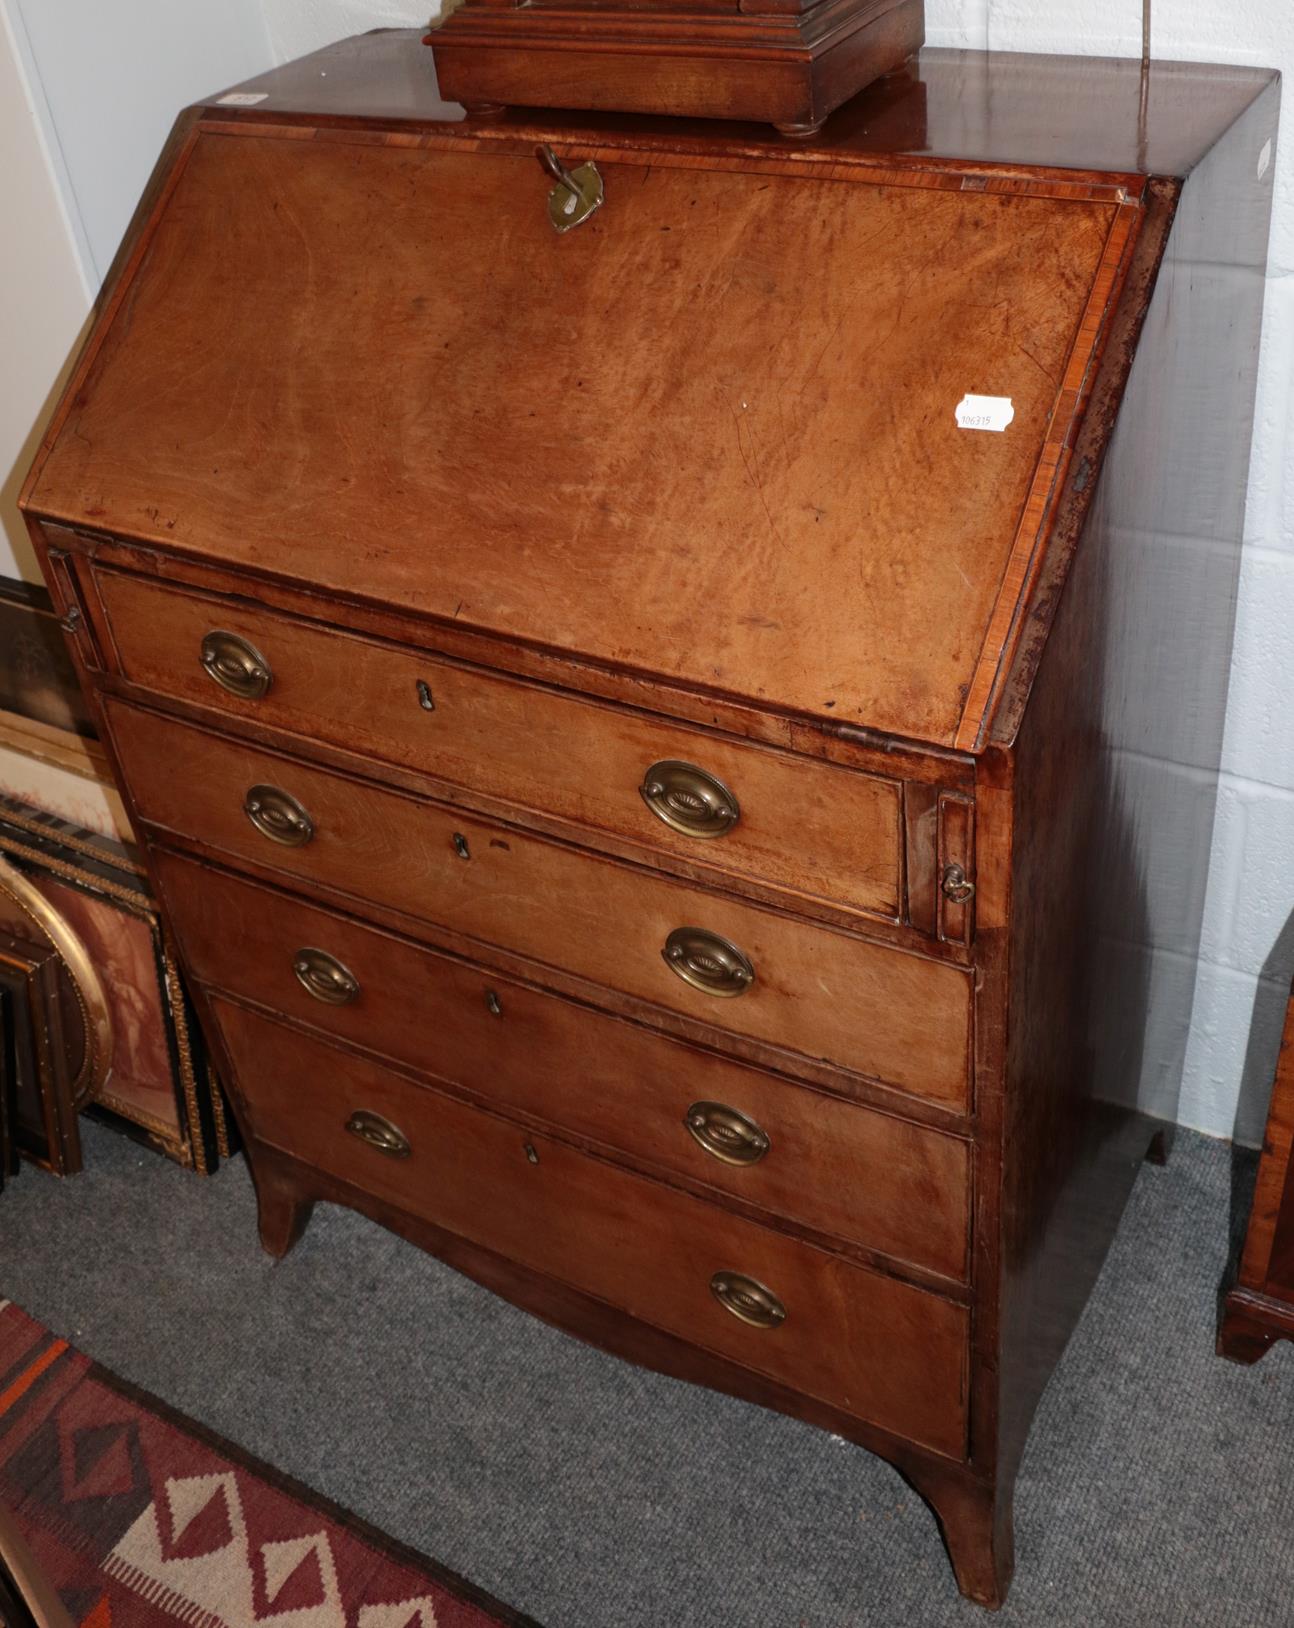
[91,570,903,922]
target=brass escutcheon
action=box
[640,760,739,839]
[663,926,755,998]
[685,1102,770,1166]
[535,144,604,234]
[201,629,272,700]
[710,1271,786,1330]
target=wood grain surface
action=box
[153,848,971,1281]
[175,31,1274,182]
[430,0,925,133]
[30,129,1116,747]
[103,699,972,1104]
[213,994,970,1457]
[94,567,905,921]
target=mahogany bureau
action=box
[20,32,1278,1610]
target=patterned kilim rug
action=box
[0,1300,541,1628]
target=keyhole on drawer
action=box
[453,832,470,860]
[523,1142,539,1165]
[485,989,502,1017]
[416,680,436,712]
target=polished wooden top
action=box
[208,28,1275,179]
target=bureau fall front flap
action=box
[26,127,1127,748]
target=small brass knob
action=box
[710,1271,786,1330]
[640,760,739,840]
[686,1102,770,1166]
[59,606,82,635]
[663,927,755,998]
[345,1110,410,1159]
[942,863,976,904]
[201,629,272,700]
[244,784,314,847]
[293,947,360,1006]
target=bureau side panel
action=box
[998,80,1279,1477]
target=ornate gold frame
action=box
[0,799,225,1173]
[0,852,114,1106]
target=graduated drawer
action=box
[92,569,902,920]
[212,996,969,1458]
[153,851,969,1280]
[107,702,971,1106]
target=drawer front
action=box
[154,851,969,1279]
[93,570,903,920]
[107,703,971,1105]
[213,997,969,1458]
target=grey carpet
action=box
[1,1121,1290,1627]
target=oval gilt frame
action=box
[0,852,114,1105]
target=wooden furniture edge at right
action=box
[1219,975,1294,1365]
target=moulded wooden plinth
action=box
[427,0,925,137]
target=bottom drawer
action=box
[212,997,969,1459]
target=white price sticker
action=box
[955,394,1015,434]
[216,91,269,107]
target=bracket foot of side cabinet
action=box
[1217,1288,1294,1367]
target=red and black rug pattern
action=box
[0,1300,541,1628]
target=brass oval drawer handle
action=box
[345,1110,411,1159]
[640,760,739,840]
[710,1270,786,1330]
[201,629,272,700]
[663,926,754,998]
[293,946,360,1006]
[244,784,315,847]
[686,1101,770,1166]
